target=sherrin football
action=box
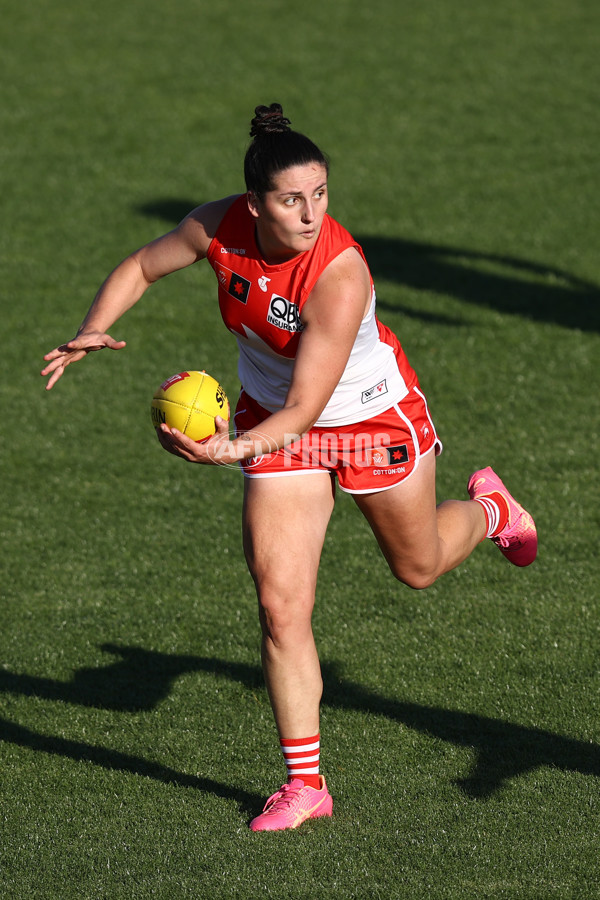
[151,370,229,442]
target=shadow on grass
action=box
[138,198,600,332]
[0,643,262,712]
[355,235,600,332]
[1,646,599,801]
[320,663,600,798]
[0,646,263,817]
[0,716,262,816]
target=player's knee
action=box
[256,580,314,646]
[389,559,439,591]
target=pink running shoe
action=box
[249,777,333,832]
[468,466,538,567]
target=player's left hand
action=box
[155,415,235,465]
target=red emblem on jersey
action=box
[217,265,250,304]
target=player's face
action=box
[248,163,329,263]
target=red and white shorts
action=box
[234,385,442,494]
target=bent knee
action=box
[388,560,440,591]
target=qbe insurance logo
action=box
[267,295,304,332]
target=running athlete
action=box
[42,103,537,832]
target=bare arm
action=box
[160,246,373,464]
[41,196,237,389]
[254,247,372,444]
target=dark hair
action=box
[244,103,329,199]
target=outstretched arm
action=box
[41,197,236,389]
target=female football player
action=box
[42,103,537,831]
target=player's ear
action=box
[247,191,261,219]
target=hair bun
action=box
[250,103,291,137]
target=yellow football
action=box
[151,370,229,443]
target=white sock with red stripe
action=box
[280,734,321,789]
[473,491,509,538]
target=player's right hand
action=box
[41,332,127,390]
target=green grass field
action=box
[1,1,599,897]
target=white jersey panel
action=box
[236,294,409,427]
[235,325,296,412]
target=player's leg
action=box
[354,449,487,589]
[347,382,536,581]
[242,471,336,831]
[243,471,335,737]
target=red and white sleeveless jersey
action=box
[206,195,417,426]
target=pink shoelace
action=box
[262,781,303,812]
